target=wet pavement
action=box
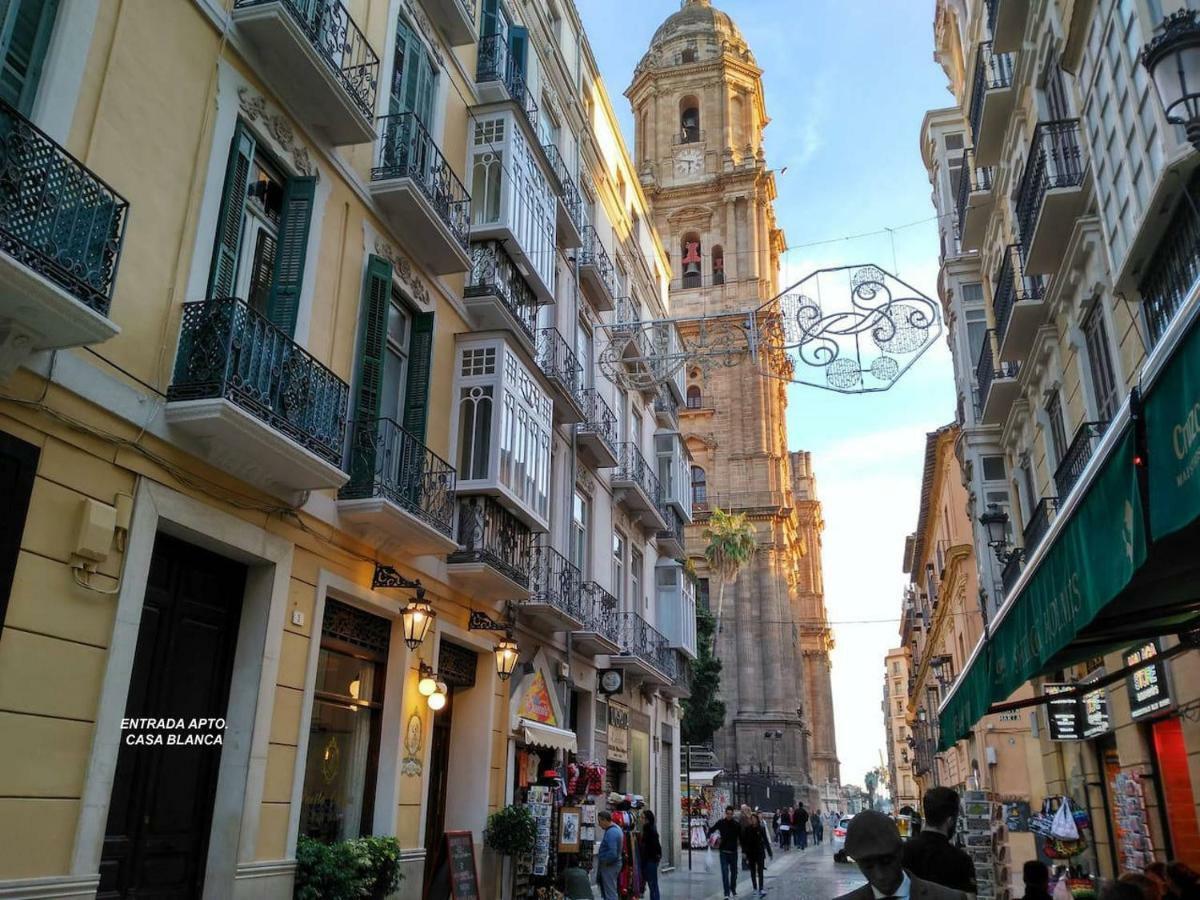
[655,840,868,900]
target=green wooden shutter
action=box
[0,0,58,114]
[343,255,392,494]
[265,174,316,336]
[207,121,255,299]
[508,26,528,80]
[479,0,499,37]
[402,311,434,445]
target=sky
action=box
[576,0,958,789]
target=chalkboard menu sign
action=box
[445,832,479,900]
[1124,640,1172,720]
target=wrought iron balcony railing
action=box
[656,643,681,682]
[373,112,470,250]
[614,295,640,330]
[578,387,618,451]
[580,581,621,644]
[449,495,533,587]
[476,33,538,131]
[233,0,378,119]
[614,610,670,673]
[615,441,662,504]
[954,148,993,239]
[654,383,679,423]
[527,541,586,622]
[1000,549,1025,596]
[465,239,541,342]
[168,298,350,465]
[1022,496,1059,556]
[1138,169,1200,346]
[985,0,1000,35]
[968,41,1013,145]
[578,226,618,296]
[1053,420,1108,500]
[992,243,1044,345]
[657,503,685,547]
[1015,119,1085,247]
[0,100,129,316]
[341,417,456,537]
[536,326,583,398]
[974,329,1004,406]
[541,142,586,233]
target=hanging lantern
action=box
[495,636,519,682]
[401,592,436,651]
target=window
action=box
[981,455,1007,483]
[571,490,589,575]
[0,0,58,114]
[631,547,644,610]
[1083,302,1118,422]
[391,14,437,125]
[576,319,593,389]
[686,385,702,408]
[612,531,626,605]
[616,389,628,444]
[691,465,707,507]
[0,431,39,630]
[712,245,725,285]
[1045,390,1069,468]
[1019,455,1038,524]
[947,149,965,211]
[697,578,710,611]
[300,599,389,842]
[681,233,702,288]
[679,96,700,142]
[892,661,900,674]
[964,303,987,370]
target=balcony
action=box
[1021,496,1059,557]
[609,611,674,685]
[986,0,1031,54]
[967,42,1014,166]
[612,442,669,530]
[522,542,586,633]
[338,417,458,555]
[655,560,697,659]
[0,102,128,375]
[463,240,544,351]
[659,651,690,699]
[231,0,378,145]
[654,383,680,429]
[1015,120,1087,275]
[576,387,619,469]
[576,226,617,312]
[370,113,471,275]
[1053,421,1108,500]
[993,243,1046,359]
[573,582,622,656]
[447,495,532,598]
[165,298,349,495]
[974,329,1020,425]
[418,0,476,46]
[475,33,538,135]
[656,504,686,560]
[1137,173,1200,347]
[955,148,994,251]
[542,142,585,249]
[1000,550,1025,597]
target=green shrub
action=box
[294,835,404,900]
[484,805,537,857]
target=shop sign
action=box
[1045,683,1081,741]
[516,671,557,726]
[1124,640,1172,720]
[1145,303,1200,542]
[1080,685,1110,739]
[608,703,630,763]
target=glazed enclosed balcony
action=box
[338,417,458,555]
[576,226,617,312]
[656,503,686,560]
[165,297,350,495]
[955,148,994,251]
[418,0,476,47]
[521,542,586,633]
[1053,421,1108,500]
[612,442,669,530]
[1015,120,1087,275]
[610,611,674,685]
[655,430,691,521]
[576,387,619,469]
[986,0,1031,54]
[1021,497,1058,557]
[573,582,622,656]
[967,42,1015,166]
[0,101,128,374]
[447,494,533,598]
[542,142,585,249]
[231,0,378,145]
[370,113,471,275]
[993,243,1046,359]
[535,327,585,423]
[655,320,687,401]
[974,329,1020,425]
[463,240,546,352]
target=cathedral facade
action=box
[627,0,841,805]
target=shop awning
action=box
[519,719,577,752]
[939,300,1200,751]
[682,770,724,786]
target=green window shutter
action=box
[508,25,528,80]
[265,174,316,336]
[402,311,434,446]
[344,254,392,493]
[479,0,499,37]
[207,121,255,299]
[0,0,59,114]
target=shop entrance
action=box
[98,533,247,899]
[1152,717,1200,866]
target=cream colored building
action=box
[0,0,694,896]
[883,647,920,813]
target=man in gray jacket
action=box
[834,811,970,900]
[596,810,623,900]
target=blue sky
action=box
[576,0,958,790]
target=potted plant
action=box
[293,835,404,899]
[484,804,537,857]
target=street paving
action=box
[655,840,868,900]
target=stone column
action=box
[724,198,737,282]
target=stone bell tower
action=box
[628,0,839,802]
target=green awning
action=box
[1146,306,1200,543]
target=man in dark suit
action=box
[902,788,977,894]
[833,811,970,900]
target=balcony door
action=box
[390,15,436,125]
[0,0,58,114]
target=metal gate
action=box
[659,741,674,868]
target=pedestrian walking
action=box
[902,787,977,894]
[812,809,824,845]
[596,810,624,900]
[794,803,809,850]
[708,805,742,899]
[833,810,970,900]
[639,809,662,900]
[777,807,792,851]
[740,811,773,897]
[1021,860,1053,900]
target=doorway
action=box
[98,533,247,898]
[424,685,455,884]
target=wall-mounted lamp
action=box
[418,662,448,711]
[469,606,520,682]
[374,564,436,651]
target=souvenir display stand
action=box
[682,790,710,849]
[607,793,645,900]
[1113,771,1154,873]
[1029,796,1096,898]
[962,789,1010,900]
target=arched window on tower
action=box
[686,385,702,409]
[679,97,700,144]
[691,465,708,509]
[681,232,702,288]
[712,245,725,285]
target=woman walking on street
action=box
[778,807,792,851]
[639,810,663,900]
[812,810,824,845]
[740,811,773,897]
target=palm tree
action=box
[702,507,756,631]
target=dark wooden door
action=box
[423,688,454,887]
[99,533,247,899]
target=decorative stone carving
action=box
[237,87,317,177]
[374,238,432,307]
[576,468,596,494]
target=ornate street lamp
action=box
[469,606,520,682]
[1142,11,1200,151]
[373,564,436,651]
[917,707,927,723]
[979,503,1010,553]
[930,654,954,687]
[494,635,520,682]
